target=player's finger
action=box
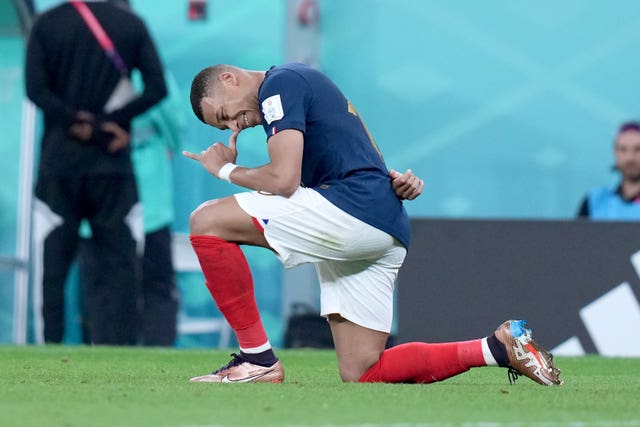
[394,168,413,185]
[228,130,239,151]
[182,150,201,161]
[400,174,416,191]
[388,169,401,179]
[407,179,424,200]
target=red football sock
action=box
[359,340,487,383]
[190,235,269,351]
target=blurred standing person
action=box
[577,122,640,219]
[25,0,167,344]
[79,71,183,346]
[129,71,182,346]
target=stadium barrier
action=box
[397,219,640,357]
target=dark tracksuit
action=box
[25,1,167,344]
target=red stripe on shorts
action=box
[251,217,265,232]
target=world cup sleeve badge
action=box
[262,94,284,124]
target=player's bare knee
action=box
[188,207,205,235]
[337,363,366,383]
[339,372,357,383]
[189,200,220,236]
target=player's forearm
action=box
[227,163,300,198]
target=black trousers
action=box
[79,226,178,347]
[35,174,140,345]
[137,226,178,346]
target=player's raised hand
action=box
[183,130,240,179]
[389,168,424,200]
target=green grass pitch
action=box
[1,345,639,427]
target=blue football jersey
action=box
[259,63,410,248]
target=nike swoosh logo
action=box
[220,369,274,383]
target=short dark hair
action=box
[618,121,640,134]
[190,64,235,124]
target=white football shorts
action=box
[234,187,407,333]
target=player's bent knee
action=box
[337,363,368,383]
[189,200,221,236]
[188,208,206,235]
[339,371,360,383]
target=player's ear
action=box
[219,71,238,87]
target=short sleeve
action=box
[260,69,311,139]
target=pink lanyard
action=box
[71,1,128,75]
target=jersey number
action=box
[347,100,384,160]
